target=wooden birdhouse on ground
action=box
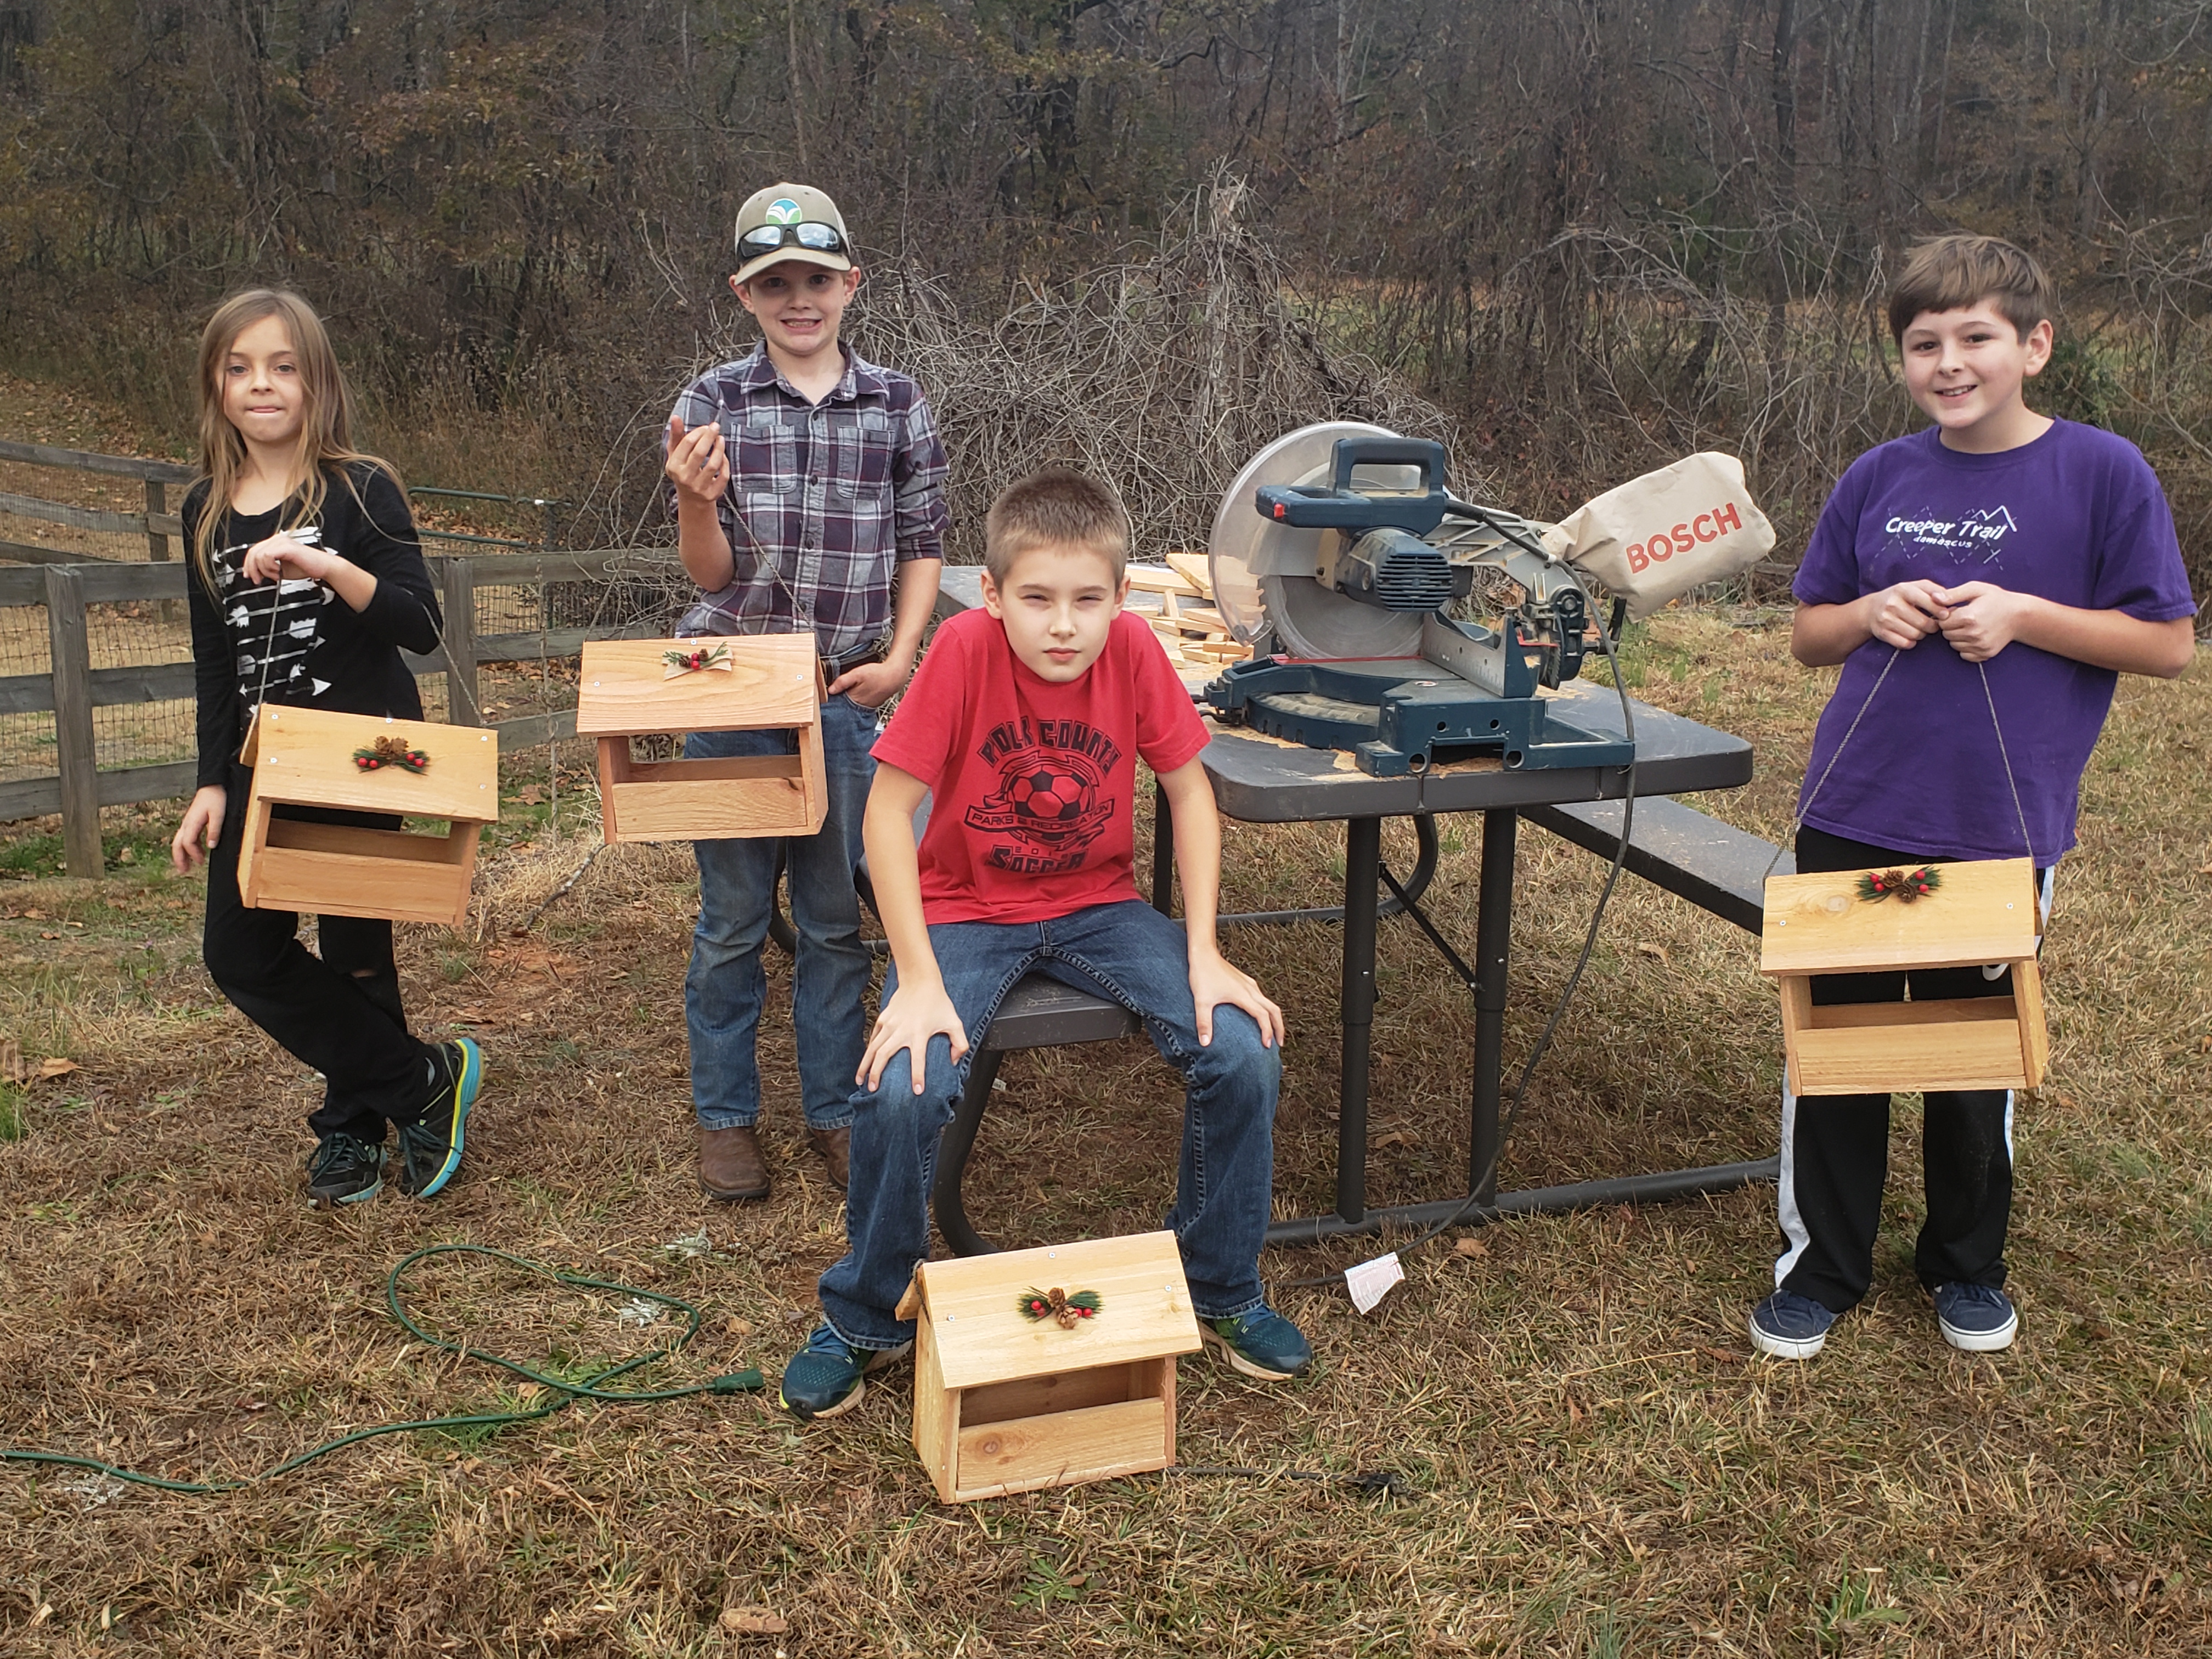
[575,637,825,844]
[237,706,498,928]
[895,1231,1201,1504]
[1761,856,2047,1096]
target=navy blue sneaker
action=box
[778,1324,911,1420]
[1748,1290,1838,1360]
[306,1133,383,1206]
[1201,1306,1312,1381]
[1932,1282,2018,1352]
[394,1039,481,1199]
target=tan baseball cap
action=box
[733,184,855,285]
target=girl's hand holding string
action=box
[171,785,226,874]
[241,531,381,612]
[241,531,338,586]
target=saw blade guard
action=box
[1208,420,1433,661]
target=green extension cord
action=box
[0,1244,766,1496]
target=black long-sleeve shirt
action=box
[186,462,443,788]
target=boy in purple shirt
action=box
[1750,234,2197,1362]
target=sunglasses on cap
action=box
[738,221,849,257]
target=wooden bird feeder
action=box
[236,706,499,928]
[1760,856,2048,1095]
[574,636,825,844]
[895,1231,1201,1504]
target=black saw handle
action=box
[1255,437,1454,537]
[1330,436,1449,494]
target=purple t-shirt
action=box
[1792,419,2197,863]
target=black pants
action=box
[203,763,436,1141]
[1775,826,2047,1314]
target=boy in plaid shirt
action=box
[663,182,948,1201]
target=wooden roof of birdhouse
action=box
[896,1232,1201,1390]
[574,636,820,738]
[1762,856,2039,977]
[240,706,498,822]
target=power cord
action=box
[0,1245,764,1496]
[1273,507,1639,1291]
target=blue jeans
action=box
[817,898,1282,1349]
[685,692,879,1131]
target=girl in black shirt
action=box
[168,289,483,1205]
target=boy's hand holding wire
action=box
[665,415,731,507]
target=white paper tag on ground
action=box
[1344,1252,1405,1315]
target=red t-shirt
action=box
[872,607,1211,924]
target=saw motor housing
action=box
[1258,439,1474,617]
[1205,430,1629,777]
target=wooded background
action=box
[3,0,2211,589]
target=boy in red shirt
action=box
[778,470,1311,1418]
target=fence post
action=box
[538,503,556,636]
[45,566,103,879]
[441,557,481,725]
[143,479,172,562]
[145,478,180,623]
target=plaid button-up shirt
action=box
[667,345,949,657]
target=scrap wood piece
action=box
[1128,551,1249,679]
[1148,611,1233,643]
[1127,565,1203,598]
[1164,551,1214,594]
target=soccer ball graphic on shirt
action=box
[1005,765,1095,827]
[966,748,1114,864]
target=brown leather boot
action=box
[697,1124,770,1201]
[807,1125,851,1192]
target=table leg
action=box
[1265,802,1778,1250]
[1218,814,1441,930]
[1150,775,1175,915]
[932,1048,1006,1256]
[1469,808,1516,1205]
[1336,816,1383,1226]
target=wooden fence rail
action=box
[5,550,662,874]
[0,438,193,569]
[0,437,562,559]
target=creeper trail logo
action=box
[1882,503,2016,563]
[966,729,1118,874]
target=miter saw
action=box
[1203,424,1635,777]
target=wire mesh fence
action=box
[0,428,654,819]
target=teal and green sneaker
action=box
[1201,1305,1313,1381]
[394,1039,481,1199]
[777,1324,911,1421]
[306,1133,384,1206]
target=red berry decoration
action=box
[1856,866,1943,905]
[662,644,732,674]
[1015,1286,1104,1329]
[350,736,431,774]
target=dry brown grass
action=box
[2,611,2209,1656]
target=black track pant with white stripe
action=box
[1773,826,2049,1316]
